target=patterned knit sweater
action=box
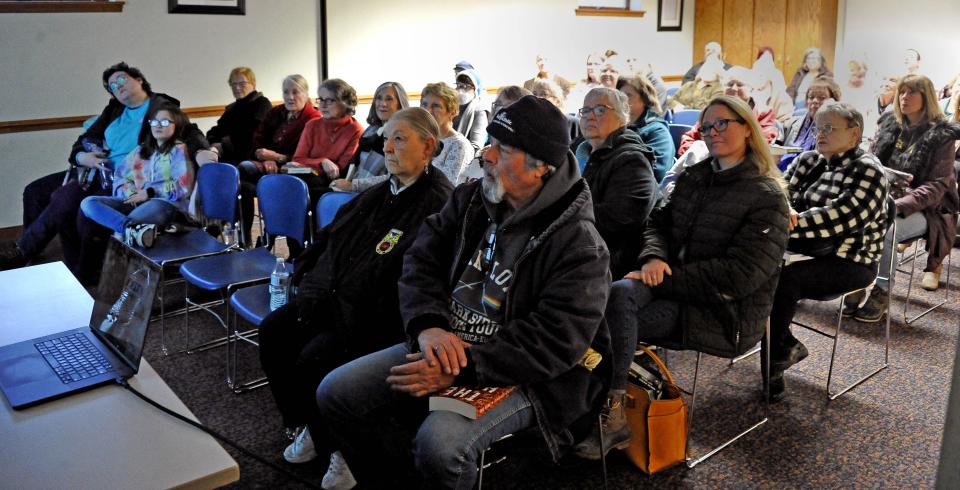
[784,147,889,265]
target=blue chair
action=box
[317,191,358,229]
[794,98,807,110]
[668,124,693,156]
[666,87,679,98]
[125,162,241,355]
[226,283,276,393]
[179,175,310,388]
[662,109,673,124]
[671,109,701,126]
[793,108,808,118]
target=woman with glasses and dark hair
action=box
[592,95,790,456]
[778,76,842,170]
[0,62,212,284]
[331,81,409,192]
[205,67,273,165]
[768,101,889,400]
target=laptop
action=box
[0,239,160,410]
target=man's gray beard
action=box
[481,173,505,203]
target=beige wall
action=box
[0,0,320,228]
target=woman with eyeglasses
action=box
[452,68,489,151]
[330,81,409,193]
[0,62,213,284]
[768,102,889,401]
[205,67,273,165]
[288,79,363,194]
[778,77,842,170]
[237,74,320,247]
[80,105,196,247]
[602,96,789,442]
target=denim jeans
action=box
[606,278,680,390]
[316,343,535,489]
[876,212,928,290]
[80,196,180,234]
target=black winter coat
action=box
[582,127,659,278]
[205,91,273,164]
[399,156,612,460]
[293,169,453,356]
[70,92,208,165]
[641,158,790,357]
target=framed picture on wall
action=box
[657,0,683,31]
[168,0,245,15]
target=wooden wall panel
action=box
[752,0,787,73]
[693,0,725,65]
[721,0,756,68]
[817,0,838,72]
[784,0,837,77]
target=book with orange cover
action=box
[429,386,517,420]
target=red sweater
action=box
[292,115,363,173]
[677,106,779,157]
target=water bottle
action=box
[269,257,290,311]
[222,223,236,246]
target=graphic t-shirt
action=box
[448,222,515,344]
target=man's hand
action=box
[330,178,352,191]
[255,148,283,162]
[195,149,219,165]
[76,151,108,170]
[418,327,469,375]
[788,208,799,230]
[124,189,148,205]
[387,352,456,397]
[262,160,279,174]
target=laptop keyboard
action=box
[34,333,114,384]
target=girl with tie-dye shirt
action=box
[80,105,195,243]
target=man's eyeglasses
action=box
[148,118,173,128]
[701,118,743,135]
[229,80,250,88]
[455,82,474,91]
[578,105,614,118]
[108,75,127,92]
[813,123,856,135]
[317,97,338,106]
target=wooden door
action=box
[693,0,724,65]
[783,0,838,76]
[752,0,787,73]
[721,0,755,67]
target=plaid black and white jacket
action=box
[784,148,890,265]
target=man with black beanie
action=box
[317,96,613,489]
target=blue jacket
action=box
[628,108,675,182]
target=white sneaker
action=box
[283,427,317,464]
[322,450,357,490]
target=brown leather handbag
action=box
[624,346,688,474]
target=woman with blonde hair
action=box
[586,95,790,457]
[851,74,960,320]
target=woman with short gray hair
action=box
[768,100,889,401]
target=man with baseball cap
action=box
[316,96,613,488]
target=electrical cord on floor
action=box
[116,377,322,489]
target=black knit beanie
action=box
[486,95,570,167]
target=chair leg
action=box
[686,321,770,467]
[904,251,951,324]
[599,413,608,490]
[729,344,760,365]
[825,291,891,400]
[477,448,486,490]
[159,268,169,356]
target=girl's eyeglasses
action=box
[149,119,173,128]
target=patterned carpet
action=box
[43,239,957,488]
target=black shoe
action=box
[768,370,786,403]
[771,339,808,372]
[854,288,888,323]
[0,241,28,271]
[841,290,866,318]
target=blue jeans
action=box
[80,196,180,234]
[876,212,928,291]
[316,343,535,489]
[607,278,680,390]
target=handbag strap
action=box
[637,345,678,387]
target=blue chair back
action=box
[794,98,807,110]
[257,174,310,244]
[668,124,693,153]
[666,87,679,98]
[662,109,673,124]
[793,108,808,118]
[197,163,240,223]
[317,191,358,229]
[671,110,701,126]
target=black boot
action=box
[854,288,888,323]
[0,241,28,271]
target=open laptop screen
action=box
[90,240,160,371]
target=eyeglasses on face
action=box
[108,75,127,92]
[317,97,338,105]
[813,123,856,135]
[149,118,173,128]
[701,118,743,135]
[578,105,614,118]
[229,80,250,87]
[455,82,474,91]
